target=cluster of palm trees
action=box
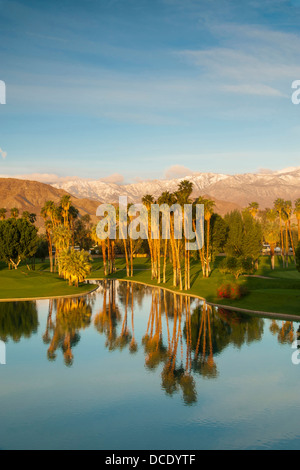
[0,207,36,222]
[140,183,216,289]
[41,196,79,274]
[87,180,215,290]
[41,196,92,285]
[257,198,300,269]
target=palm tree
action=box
[91,225,108,276]
[204,199,215,278]
[22,211,36,224]
[284,200,296,264]
[295,199,300,242]
[43,201,56,224]
[248,202,259,218]
[41,201,57,272]
[52,225,72,276]
[274,198,285,266]
[157,191,172,284]
[264,226,278,270]
[176,180,194,202]
[10,207,19,219]
[128,203,135,278]
[142,195,156,279]
[0,208,7,220]
[196,197,215,278]
[176,180,194,289]
[265,209,279,270]
[59,249,92,287]
[60,195,71,227]
[115,205,129,277]
[69,205,79,245]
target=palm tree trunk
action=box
[163,238,167,284]
[101,240,107,276]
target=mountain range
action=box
[52,167,300,209]
[0,167,299,230]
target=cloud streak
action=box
[0,148,7,159]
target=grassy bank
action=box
[89,256,300,316]
[0,256,299,315]
[0,262,95,300]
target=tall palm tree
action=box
[176,180,194,289]
[248,202,259,218]
[52,225,72,276]
[264,223,279,270]
[116,204,130,277]
[196,197,215,278]
[91,225,108,276]
[0,208,7,220]
[142,195,156,279]
[265,209,279,270]
[60,195,71,227]
[274,198,285,266]
[43,200,56,225]
[294,199,300,242]
[10,207,19,219]
[41,203,54,272]
[284,200,296,264]
[281,207,290,268]
[158,191,173,284]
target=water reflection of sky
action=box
[0,281,299,450]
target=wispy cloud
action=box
[0,148,7,159]
[178,23,300,98]
[222,84,287,97]
[165,165,199,179]
[100,173,124,184]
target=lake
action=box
[0,280,299,450]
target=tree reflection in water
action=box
[94,281,267,405]
[38,280,295,404]
[0,301,38,343]
[269,319,298,345]
[94,280,121,351]
[43,297,93,366]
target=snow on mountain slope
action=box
[52,168,300,208]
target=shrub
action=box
[217,282,249,300]
[219,256,255,279]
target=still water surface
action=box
[0,280,299,450]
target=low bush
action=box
[217,282,249,300]
[219,256,255,279]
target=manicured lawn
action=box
[0,256,299,315]
[0,262,95,300]
[89,256,300,316]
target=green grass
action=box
[0,262,95,300]
[0,256,299,315]
[89,256,300,316]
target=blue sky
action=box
[1,0,300,183]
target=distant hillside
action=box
[0,178,241,226]
[0,178,100,229]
